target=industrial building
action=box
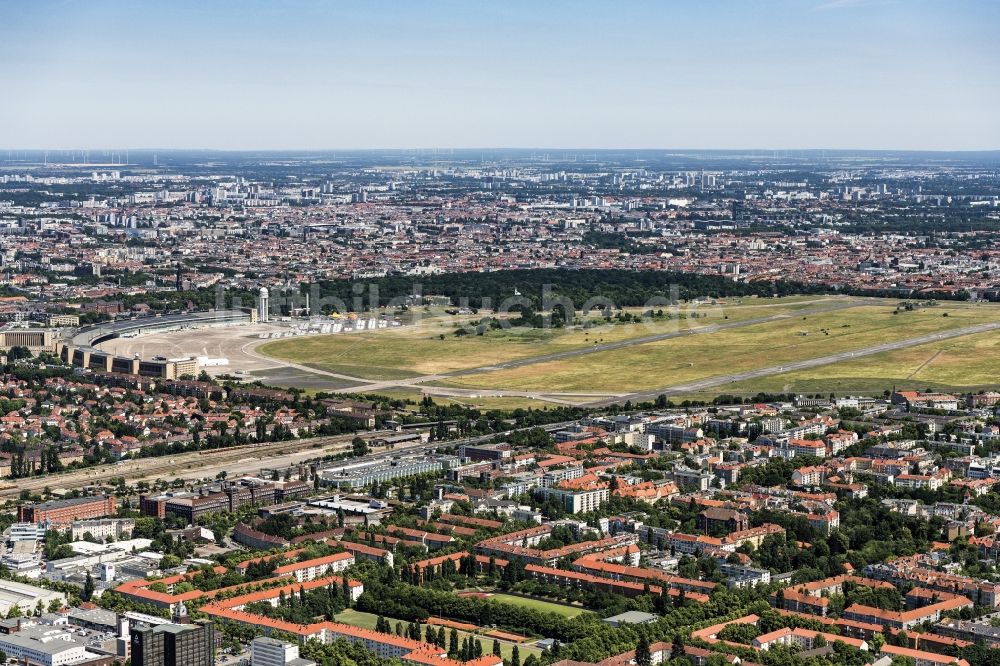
[0,627,104,666]
[0,579,66,617]
[318,455,458,490]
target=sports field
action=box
[333,609,543,658]
[257,296,848,380]
[487,593,586,618]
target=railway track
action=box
[0,431,395,499]
[0,420,576,500]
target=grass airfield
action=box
[259,296,839,380]
[675,327,1000,402]
[257,297,1000,403]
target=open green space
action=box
[435,302,1000,394]
[333,608,390,630]
[333,609,542,659]
[486,593,586,618]
[676,327,1000,401]
[257,296,848,381]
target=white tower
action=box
[258,287,270,323]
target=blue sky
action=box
[1,0,997,150]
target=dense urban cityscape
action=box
[3,1,1000,666]
[0,147,999,666]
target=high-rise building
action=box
[130,620,214,666]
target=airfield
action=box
[95,321,367,389]
[98,296,1000,407]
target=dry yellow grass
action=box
[437,303,1000,393]
[259,296,842,380]
[676,328,1000,400]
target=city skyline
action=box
[2,0,998,151]
[6,4,1000,665]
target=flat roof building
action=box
[0,579,67,617]
[18,495,116,526]
[318,456,456,490]
[602,611,658,627]
[252,636,317,666]
[130,620,215,666]
[0,628,100,666]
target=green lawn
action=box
[257,296,847,380]
[333,609,543,659]
[437,303,1000,394]
[675,328,1000,401]
[487,593,587,618]
[334,608,383,630]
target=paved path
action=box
[437,299,871,378]
[248,298,995,408]
[240,337,371,384]
[580,321,1000,407]
[272,298,875,395]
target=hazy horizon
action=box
[5,147,1000,154]
[2,0,998,151]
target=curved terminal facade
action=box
[57,309,254,378]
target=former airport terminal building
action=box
[53,309,254,379]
